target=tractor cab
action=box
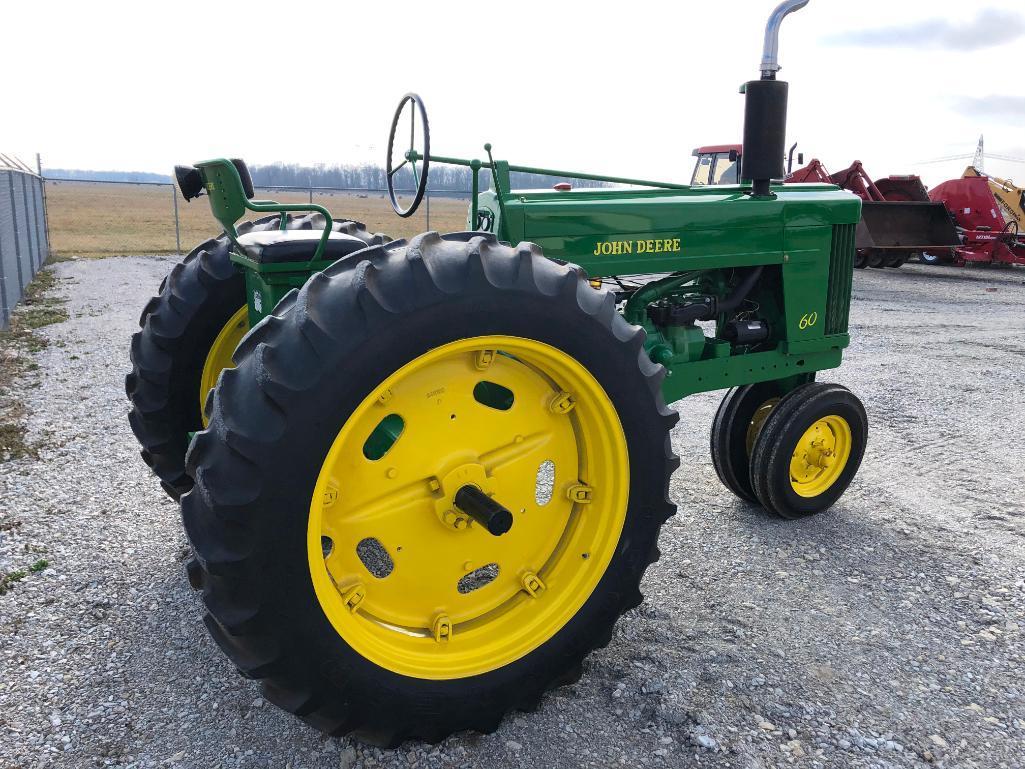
[690,144,742,186]
[691,144,808,186]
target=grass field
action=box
[45,181,471,258]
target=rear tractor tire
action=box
[853,251,868,269]
[126,214,388,500]
[749,382,868,519]
[183,232,679,744]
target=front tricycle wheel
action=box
[710,381,788,503]
[182,232,679,744]
[749,382,868,518]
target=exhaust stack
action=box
[742,0,810,198]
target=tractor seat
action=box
[236,230,369,263]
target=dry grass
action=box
[45,181,471,258]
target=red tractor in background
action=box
[691,146,1025,268]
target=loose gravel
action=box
[1,257,1023,769]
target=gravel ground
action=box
[1,257,1023,769]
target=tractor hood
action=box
[484,184,861,277]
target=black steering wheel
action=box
[386,93,430,218]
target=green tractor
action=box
[127,0,866,745]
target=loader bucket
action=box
[873,176,931,203]
[856,201,961,250]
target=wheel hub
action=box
[789,415,852,497]
[431,463,495,532]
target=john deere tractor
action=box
[127,0,866,745]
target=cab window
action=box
[713,153,739,184]
[691,155,714,186]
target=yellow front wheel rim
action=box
[198,306,249,427]
[745,397,780,457]
[308,335,630,679]
[789,415,852,497]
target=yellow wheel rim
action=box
[745,397,780,457]
[198,306,249,427]
[308,335,629,679]
[789,415,852,498]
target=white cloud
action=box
[827,8,1024,51]
[951,96,1025,122]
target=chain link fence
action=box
[0,156,50,330]
[45,179,472,259]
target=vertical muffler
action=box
[742,0,809,198]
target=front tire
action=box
[710,382,788,503]
[749,382,867,519]
[183,232,679,744]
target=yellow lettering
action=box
[596,238,680,256]
[596,240,643,256]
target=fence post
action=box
[426,189,430,231]
[36,155,52,264]
[172,183,181,255]
[28,177,43,270]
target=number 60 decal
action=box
[798,311,819,330]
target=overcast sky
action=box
[4,0,1023,187]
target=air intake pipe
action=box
[741,0,809,198]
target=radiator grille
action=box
[825,223,855,335]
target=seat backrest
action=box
[194,159,251,238]
[183,157,334,262]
